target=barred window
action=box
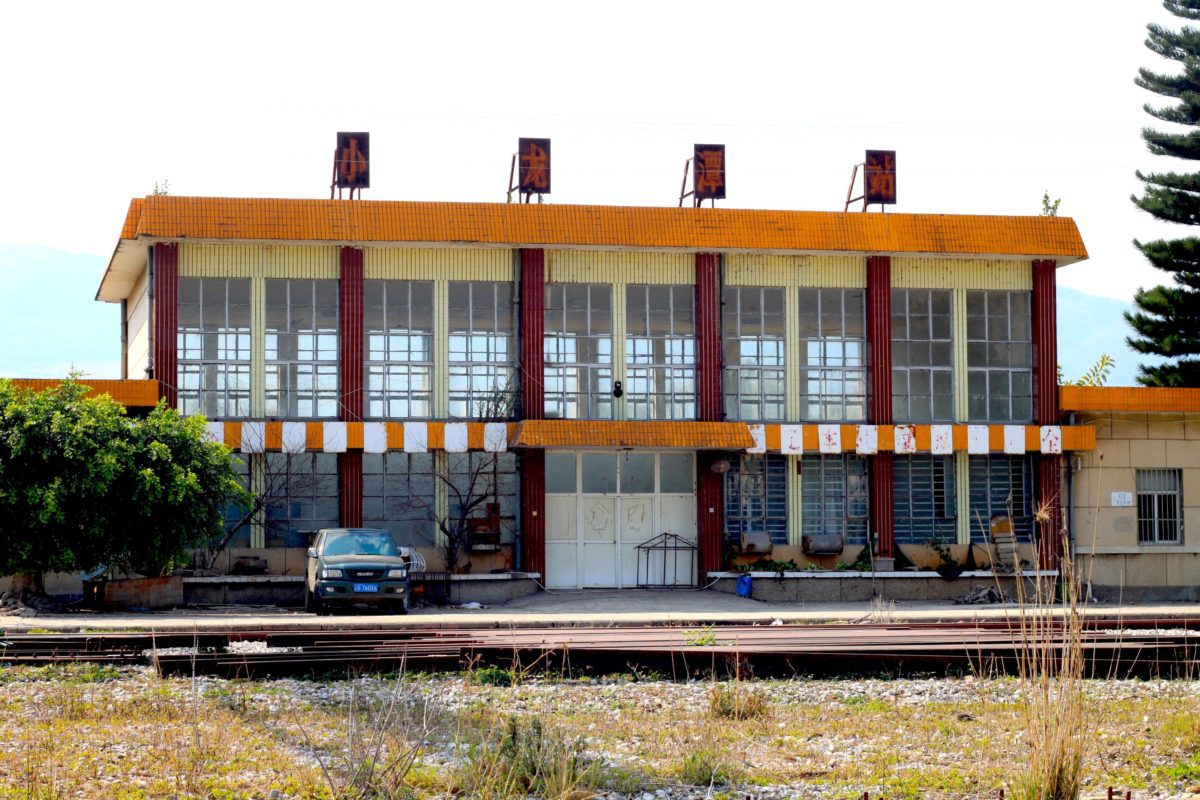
[363,453,437,547]
[263,453,338,548]
[724,455,789,544]
[893,456,957,545]
[722,286,786,421]
[218,456,252,549]
[968,455,1033,543]
[626,285,696,420]
[178,278,251,418]
[448,452,519,545]
[265,279,339,418]
[544,284,613,419]
[365,280,434,419]
[448,281,516,418]
[801,455,869,544]
[1137,469,1183,545]
[966,290,1033,422]
[798,289,866,421]
[891,289,954,422]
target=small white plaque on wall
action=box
[1111,491,1134,508]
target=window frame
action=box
[722,286,786,422]
[264,279,340,419]
[797,288,867,422]
[447,281,516,419]
[364,279,434,420]
[543,283,614,420]
[724,454,789,545]
[892,455,957,545]
[625,284,697,420]
[800,454,869,544]
[177,277,252,419]
[967,454,1034,543]
[890,288,954,423]
[965,290,1033,423]
[1136,468,1183,545]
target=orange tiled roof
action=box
[1060,386,1200,413]
[113,196,1088,261]
[511,420,756,449]
[8,379,160,408]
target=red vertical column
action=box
[695,253,725,577]
[519,249,546,576]
[866,255,895,559]
[1032,259,1061,568]
[339,247,365,528]
[152,243,179,409]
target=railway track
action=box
[2,618,1198,679]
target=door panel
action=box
[659,495,699,585]
[620,497,654,587]
[582,497,617,588]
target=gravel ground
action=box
[1,664,1199,799]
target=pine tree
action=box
[1128,0,1200,386]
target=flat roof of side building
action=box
[1060,386,1200,414]
[99,196,1088,301]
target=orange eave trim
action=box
[112,195,1088,262]
[8,379,160,408]
[1060,386,1200,413]
[511,420,756,449]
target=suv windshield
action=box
[322,531,399,558]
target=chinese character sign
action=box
[864,150,896,205]
[335,132,370,189]
[519,138,551,194]
[693,144,726,201]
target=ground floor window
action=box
[893,456,957,545]
[263,453,338,548]
[219,456,252,548]
[363,453,437,548]
[801,455,868,544]
[724,455,788,545]
[1137,468,1183,545]
[447,452,519,546]
[967,455,1033,543]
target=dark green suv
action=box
[304,528,413,614]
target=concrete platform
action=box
[2,588,1199,632]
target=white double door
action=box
[545,451,697,589]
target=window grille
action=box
[1136,469,1183,544]
[724,455,789,544]
[544,284,613,419]
[797,289,866,421]
[967,455,1033,542]
[800,455,869,544]
[722,286,786,421]
[177,277,252,418]
[625,285,696,420]
[365,280,433,419]
[265,279,339,418]
[263,453,338,548]
[893,455,957,544]
[891,289,954,422]
[448,281,516,418]
[966,290,1033,422]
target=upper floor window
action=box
[1137,468,1183,545]
[544,284,613,419]
[448,281,516,418]
[722,286,786,421]
[892,289,954,422]
[265,279,339,418]
[177,277,251,419]
[365,280,433,419]
[626,285,696,420]
[966,290,1032,422]
[798,288,866,421]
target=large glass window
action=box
[893,456,957,545]
[1136,469,1183,545]
[448,281,516,418]
[448,452,519,545]
[966,290,1033,422]
[626,285,696,420]
[263,453,338,548]
[968,455,1033,542]
[797,289,866,421]
[178,278,251,418]
[722,286,786,421]
[363,453,437,547]
[544,284,613,419]
[365,280,433,419]
[265,279,339,418]
[891,289,954,422]
[801,455,869,544]
[724,455,788,545]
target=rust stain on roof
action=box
[512,420,756,449]
[1060,385,1200,413]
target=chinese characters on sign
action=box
[693,144,726,201]
[335,132,370,189]
[864,150,896,205]
[519,138,551,194]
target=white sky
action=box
[0,0,1187,302]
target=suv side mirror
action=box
[306,547,317,559]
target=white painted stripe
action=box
[746,424,766,454]
[323,421,347,453]
[1040,425,1062,455]
[930,425,953,455]
[444,423,469,453]
[204,421,224,445]
[403,421,428,453]
[241,421,265,453]
[855,425,878,455]
[894,425,916,454]
[967,425,990,455]
[281,422,307,454]
[780,424,804,455]
[1003,425,1025,455]
[363,422,387,454]
[817,424,841,454]
[483,422,508,453]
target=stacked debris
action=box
[953,585,1013,605]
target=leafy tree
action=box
[1041,191,1061,217]
[0,378,247,594]
[1057,354,1116,386]
[1128,0,1200,386]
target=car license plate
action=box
[352,583,379,593]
